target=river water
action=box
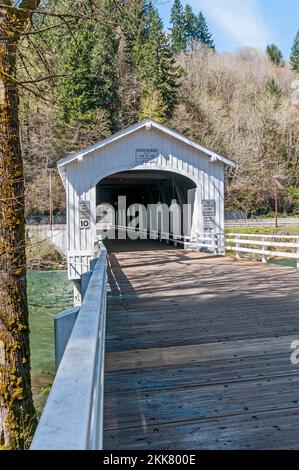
[28,270,73,414]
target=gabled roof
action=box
[57,119,236,171]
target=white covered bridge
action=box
[31,120,299,450]
[57,119,234,289]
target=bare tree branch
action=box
[0,2,108,23]
[20,21,71,35]
[20,73,67,84]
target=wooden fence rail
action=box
[225,233,299,268]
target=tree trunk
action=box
[0,7,36,449]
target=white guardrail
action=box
[111,225,222,251]
[225,233,299,268]
[31,246,108,450]
[103,226,299,267]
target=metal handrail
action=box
[31,246,108,450]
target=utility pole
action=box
[274,177,278,228]
[49,168,54,228]
[273,174,284,229]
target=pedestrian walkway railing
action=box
[31,246,108,450]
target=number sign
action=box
[80,200,91,230]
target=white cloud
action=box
[189,0,272,49]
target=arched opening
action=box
[95,169,197,250]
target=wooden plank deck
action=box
[104,240,299,449]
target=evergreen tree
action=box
[266,78,281,97]
[91,1,120,130]
[266,44,283,66]
[196,12,215,49]
[137,1,181,121]
[170,0,186,53]
[121,0,147,60]
[56,0,119,131]
[116,0,146,128]
[183,5,215,51]
[115,31,141,128]
[57,22,98,124]
[290,31,299,72]
[184,4,197,45]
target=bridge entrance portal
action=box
[96,170,196,247]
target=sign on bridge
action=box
[203,200,216,216]
[80,200,91,230]
[203,200,216,231]
[135,148,158,164]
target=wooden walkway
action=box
[104,240,299,449]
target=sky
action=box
[158,0,299,60]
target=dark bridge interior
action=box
[96,170,196,247]
[96,170,196,209]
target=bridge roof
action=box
[57,119,236,170]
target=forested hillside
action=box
[20,0,299,217]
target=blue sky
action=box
[158,0,298,59]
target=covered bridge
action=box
[57,119,235,292]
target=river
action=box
[28,270,73,414]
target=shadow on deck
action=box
[104,242,299,450]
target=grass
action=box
[252,213,299,219]
[269,258,297,268]
[225,225,299,236]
